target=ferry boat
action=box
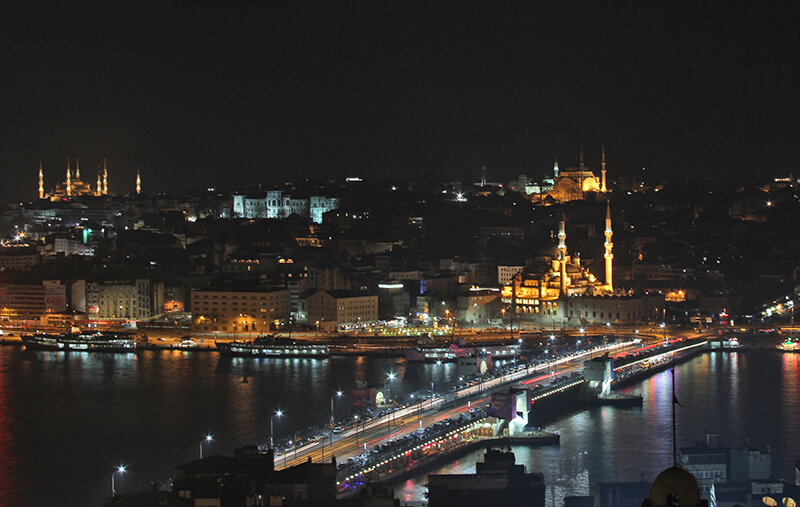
[777,336,800,352]
[215,335,329,358]
[473,344,521,359]
[405,343,468,362]
[21,331,137,352]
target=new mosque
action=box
[501,201,663,327]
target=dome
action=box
[649,466,701,507]
[536,243,559,258]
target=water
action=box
[395,350,800,506]
[0,347,797,506]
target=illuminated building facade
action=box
[233,192,340,223]
[305,290,378,326]
[547,147,608,202]
[500,204,660,326]
[191,288,291,332]
[85,279,157,320]
[41,159,101,201]
[0,280,67,323]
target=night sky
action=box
[1,3,798,201]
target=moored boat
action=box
[21,331,137,352]
[215,335,329,358]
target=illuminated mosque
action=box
[502,202,663,326]
[38,159,141,201]
[547,146,608,202]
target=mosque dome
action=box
[649,466,701,507]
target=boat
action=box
[777,336,800,352]
[215,335,329,358]
[405,343,468,362]
[21,331,137,352]
[472,344,521,359]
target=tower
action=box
[601,145,607,193]
[75,158,80,180]
[553,156,559,178]
[102,159,108,195]
[481,166,487,187]
[604,200,614,291]
[66,159,72,197]
[579,146,585,171]
[136,167,141,195]
[558,213,568,295]
[96,172,102,196]
[38,160,44,199]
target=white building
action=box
[233,192,339,223]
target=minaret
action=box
[102,159,108,195]
[96,172,102,196]
[579,146,585,171]
[604,200,614,291]
[136,167,141,195]
[66,159,72,197]
[558,213,568,295]
[38,160,44,199]
[601,145,607,193]
[553,156,559,178]
[75,158,80,180]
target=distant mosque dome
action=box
[648,466,702,507]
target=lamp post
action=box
[200,434,213,459]
[386,373,396,433]
[271,409,283,449]
[661,322,667,345]
[330,391,342,444]
[111,464,126,497]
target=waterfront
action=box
[0,345,798,506]
[395,349,800,506]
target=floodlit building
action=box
[0,280,66,323]
[191,287,291,332]
[305,290,378,327]
[84,279,158,321]
[501,204,662,326]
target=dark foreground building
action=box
[426,448,545,507]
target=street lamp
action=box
[661,322,667,345]
[111,464,126,497]
[271,409,283,449]
[200,434,213,459]
[330,391,343,443]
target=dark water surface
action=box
[395,350,800,506]
[0,347,797,506]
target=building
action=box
[53,237,95,256]
[232,192,340,223]
[426,449,545,507]
[85,279,157,321]
[39,158,111,201]
[305,290,378,327]
[191,287,291,332]
[497,265,525,285]
[501,204,661,326]
[172,446,273,506]
[456,287,500,327]
[0,245,40,270]
[0,280,67,323]
[546,147,608,202]
[265,458,337,506]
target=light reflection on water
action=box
[0,347,797,507]
[394,350,800,507]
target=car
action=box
[332,425,344,434]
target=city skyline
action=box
[2,4,800,204]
